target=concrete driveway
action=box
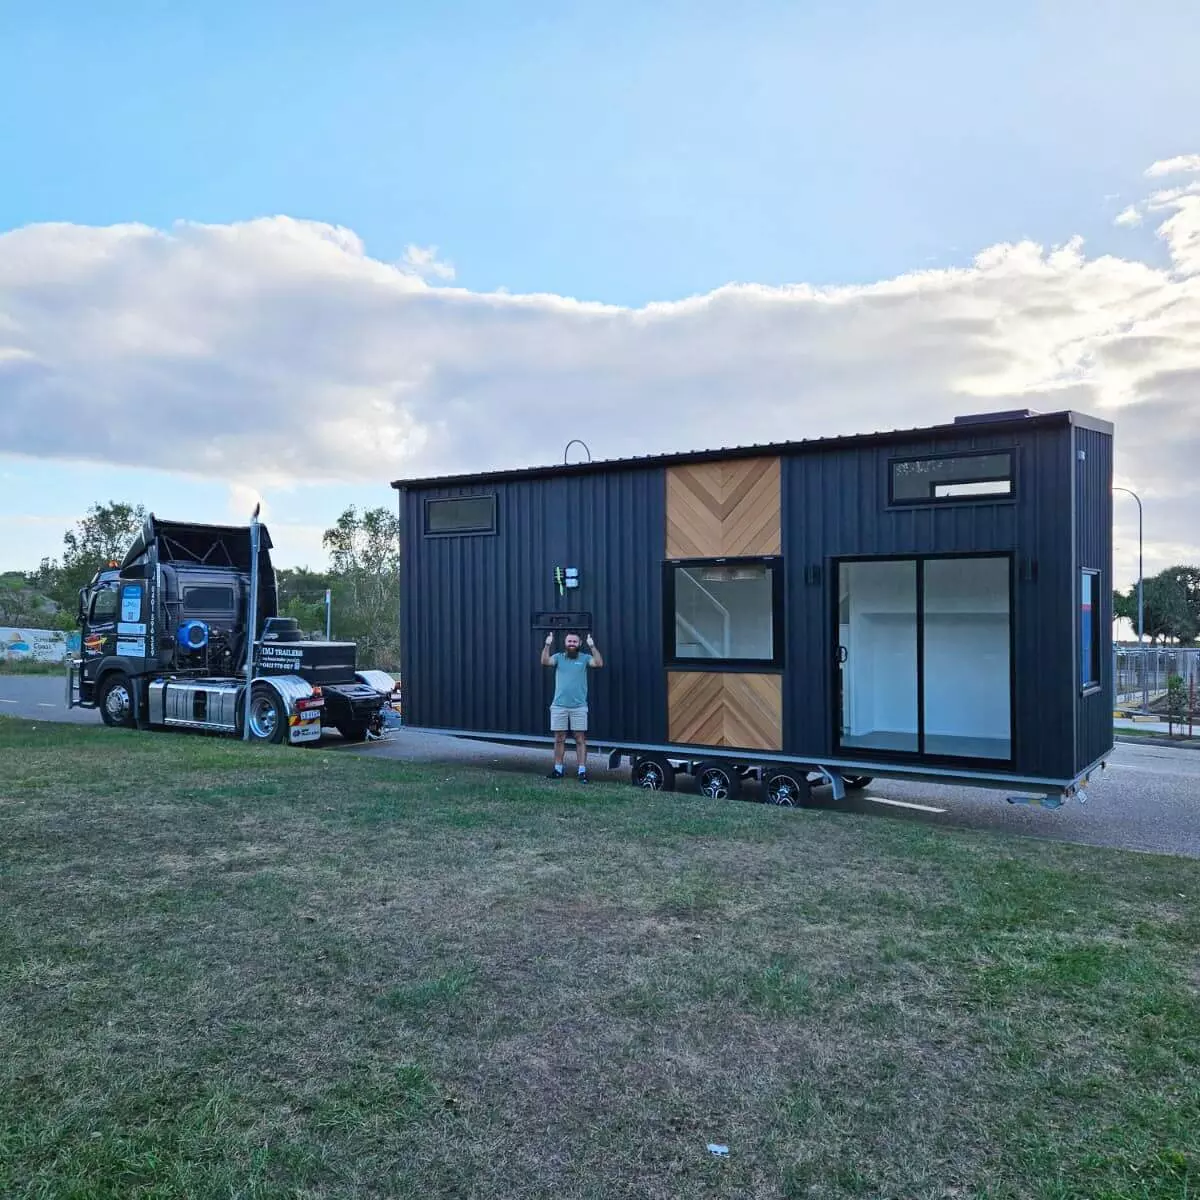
[5,672,1198,858]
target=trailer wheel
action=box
[336,722,370,743]
[762,767,811,808]
[631,755,675,791]
[843,775,874,791]
[98,672,134,729]
[244,686,287,744]
[695,761,741,802]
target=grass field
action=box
[0,660,67,676]
[1,718,1198,1199]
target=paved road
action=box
[0,672,96,724]
[4,673,1198,858]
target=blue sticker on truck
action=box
[121,585,143,624]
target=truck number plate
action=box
[290,719,321,744]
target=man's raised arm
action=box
[586,633,604,667]
[540,634,555,666]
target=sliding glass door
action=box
[836,555,1012,762]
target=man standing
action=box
[541,631,604,781]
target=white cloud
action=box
[2,167,1200,587]
[399,244,455,281]
[1114,205,1142,228]
[1145,154,1200,178]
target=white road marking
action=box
[0,698,17,704]
[868,796,947,815]
[37,703,56,708]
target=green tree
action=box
[1134,567,1200,644]
[321,506,399,669]
[1113,588,1137,628]
[33,502,148,613]
[275,567,332,637]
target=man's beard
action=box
[566,648,580,658]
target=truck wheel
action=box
[245,686,287,744]
[843,775,874,791]
[695,761,741,802]
[631,755,675,791]
[763,767,812,807]
[336,722,370,743]
[98,673,135,729]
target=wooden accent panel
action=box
[668,672,783,752]
[666,458,782,559]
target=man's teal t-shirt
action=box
[551,652,592,709]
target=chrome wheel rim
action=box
[766,774,802,806]
[634,760,666,789]
[699,769,733,800]
[248,695,278,739]
[104,684,130,723]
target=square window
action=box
[666,559,782,667]
[890,452,1013,504]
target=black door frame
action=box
[832,551,1017,768]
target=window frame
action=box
[423,494,499,538]
[1080,567,1102,694]
[887,449,1016,507]
[663,555,785,671]
[831,551,1017,767]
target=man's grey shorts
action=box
[550,705,588,732]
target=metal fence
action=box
[1114,646,1200,712]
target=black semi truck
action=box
[67,515,398,745]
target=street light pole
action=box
[1113,486,1145,712]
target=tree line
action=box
[1113,566,1200,645]
[8,501,400,669]
[10,500,1198,658]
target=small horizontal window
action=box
[891,452,1013,504]
[665,559,783,667]
[424,495,497,536]
[183,585,235,612]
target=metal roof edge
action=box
[390,409,1093,491]
[1067,410,1115,436]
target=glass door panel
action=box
[837,560,919,753]
[922,558,1012,760]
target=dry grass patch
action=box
[1,717,1198,1199]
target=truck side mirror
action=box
[77,589,88,623]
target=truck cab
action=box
[70,516,398,745]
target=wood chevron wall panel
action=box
[667,672,725,746]
[666,457,781,559]
[668,672,783,751]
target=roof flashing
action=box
[391,408,1107,490]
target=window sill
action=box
[886,497,1017,512]
[666,661,784,673]
[1081,684,1102,698]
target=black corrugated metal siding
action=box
[1074,424,1115,771]
[399,414,1105,784]
[781,425,1076,780]
[399,470,666,744]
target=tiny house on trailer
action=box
[390,409,1114,805]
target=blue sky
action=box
[2,0,1199,575]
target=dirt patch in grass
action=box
[1,717,1198,1198]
